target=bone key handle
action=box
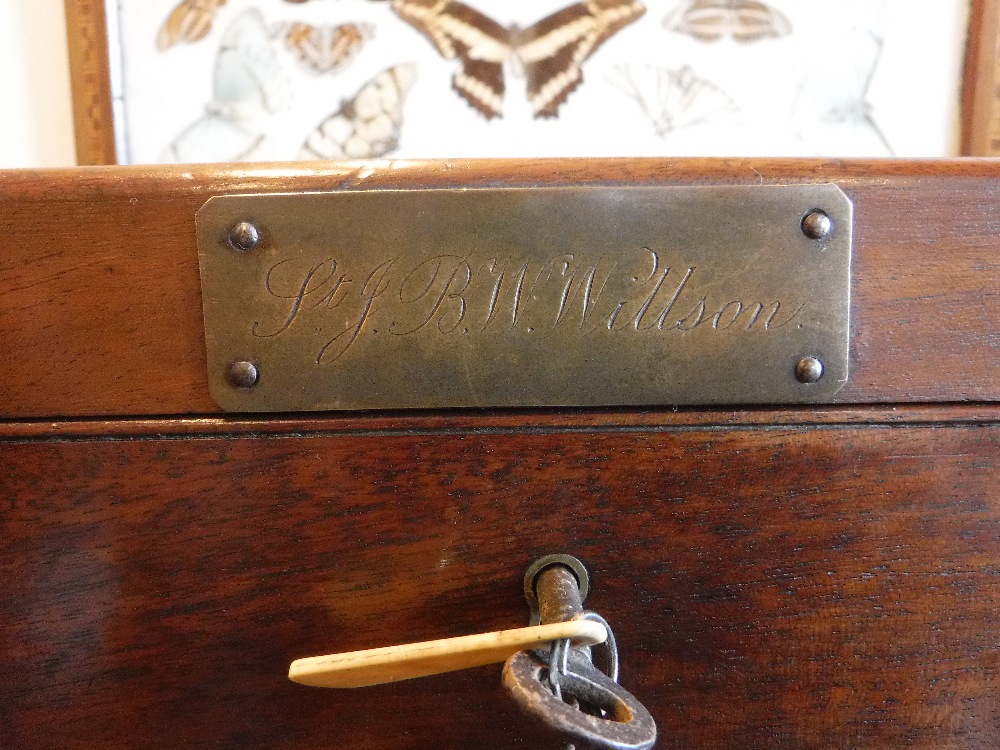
[288,619,607,689]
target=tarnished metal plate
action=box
[196,185,852,412]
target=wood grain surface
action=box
[1,160,999,418]
[2,417,999,749]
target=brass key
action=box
[288,554,656,750]
[503,560,657,750]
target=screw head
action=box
[227,221,262,252]
[795,357,824,384]
[227,361,259,389]
[801,210,833,240]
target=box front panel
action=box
[2,417,999,749]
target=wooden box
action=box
[1,160,999,748]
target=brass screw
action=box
[227,361,259,389]
[801,210,833,240]
[227,221,262,252]
[795,357,824,384]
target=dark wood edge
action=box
[64,0,118,165]
[2,404,998,442]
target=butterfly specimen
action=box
[609,64,738,136]
[663,0,791,44]
[390,0,646,119]
[791,29,893,156]
[157,0,228,49]
[300,65,417,160]
[277,21,375,74]
[162,9,293,163]
[156,0,332,49]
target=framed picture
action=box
[66,0,975,165]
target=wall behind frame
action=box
[0,0,76,168]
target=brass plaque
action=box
[197,185,852,412]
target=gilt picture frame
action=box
[65,0,119,164]
[66,0,978,166]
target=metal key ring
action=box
[503,649,657,750]
[580,612,618,684]
[544,611,619,700]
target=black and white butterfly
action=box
[390,0,646,119]
[162,9,293,163]
[300,65,416,160]
[664,0,791,44]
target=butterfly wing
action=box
[162,9,289,163]
[664,0,791,44]
[157,0,228,50]
[609,64,738,136]
[213,9,293,117]
[729,0,791,43]
[282,22,374,75]
[391,0,510,119]
[515,0,645,119]
[663,66,739,130]
[663,0,725,42]
[300,65,417,160]
[161,115,268,163]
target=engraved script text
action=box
[252,247,805,364]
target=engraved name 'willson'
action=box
[252,247,804,363]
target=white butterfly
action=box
[609,65,739,137]
[791,29,893,156]
[161,9,293,163]
[300,65,417,160]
